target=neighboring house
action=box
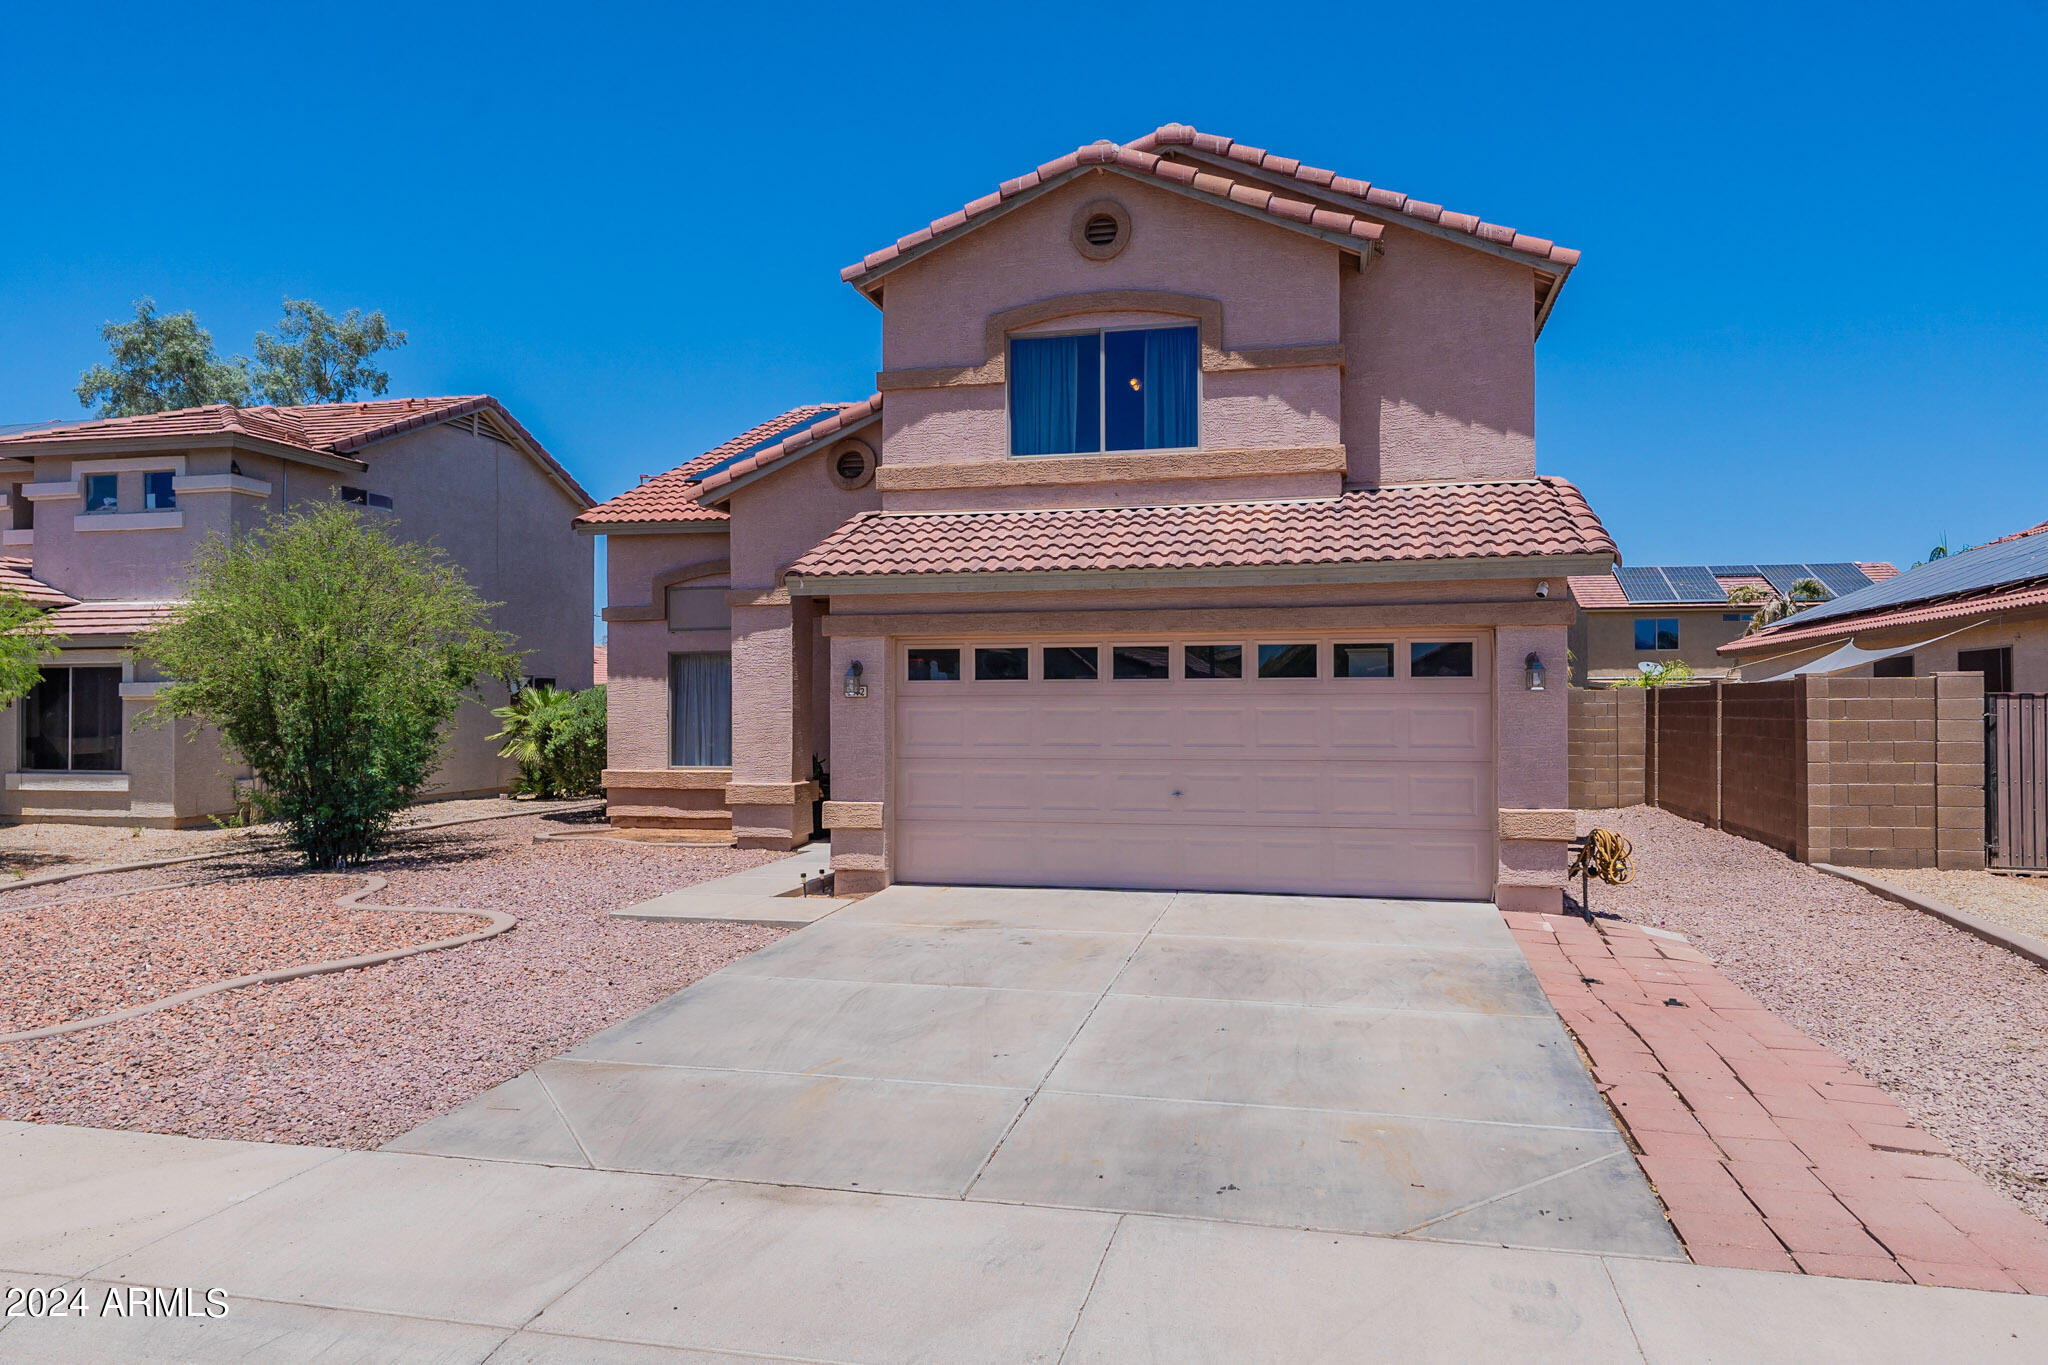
[0,397,594,825]
[579,124,1616,910]
[1721,518,2048,689]
[1567,561,1898,686]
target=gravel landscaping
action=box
[1579,805,2048,1223]
[0,796,596,882]
[0,814,787,1148]
[1877,866,2048,945]
[0,877,474,1034]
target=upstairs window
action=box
[144,471,176,510]
[1009,325,1198,455]
[340,486,394,510]
[1633,618,1681,651]
[83,474,118,514]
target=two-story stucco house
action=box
[581,126,1617,910]
[0,396,594,825]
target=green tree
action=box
[75,298,250,416]
[141,504,518,868]
[1612,660,1697,688]
[246,298,408,406]
[490,684,606,798]
[0,593,65,706]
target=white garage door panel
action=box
[894,638,1495,900]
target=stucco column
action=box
[823,633,891,895]
[726,602,815,849]
[1494,623,1571,912]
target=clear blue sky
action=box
[4,0,2044,613]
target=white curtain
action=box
[670,652,732,766]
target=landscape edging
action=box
[1813,863,2048,970]
[0,874,515,1045]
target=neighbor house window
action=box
[1258,644,1316,679]
[1957,647,2013,694]
[22,667,123,771]
[1335,643,1394,678]
[1872,656,1915,679]
[1043,646,1099,680]
[143,471,176,510]
[905,648,961,682]
[669,652,731,766]
[83,474,118,513]
[1634,618,1680,651]
[1009,325,1198,455]
[339,486,394,509]
[1184,644,1241,679]
[1411,642,1476,678]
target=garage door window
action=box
[1335,643,1394,678]
[1183,643,1241,679]
[1257,643,1317,679]
[1112,645,1169,680]
[906,648,961,682]
[974,647,1028,681]
[1043,645,1098,680]
[1411,642,1475,678]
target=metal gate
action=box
[1987,694,2048,871]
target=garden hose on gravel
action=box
[1567,828,1634,922]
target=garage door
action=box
[893,635,1495,899]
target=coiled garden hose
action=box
[1571,828,1636,886]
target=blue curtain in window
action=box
[1143,326,1198,449]
[1010,335,1096,454]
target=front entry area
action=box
[891,633,1497,899]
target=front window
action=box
[144,471,177,510]
[669,652,732,766]
[1009,325,1198,455]
[83,474,118,514]
[22,667,123,771]
[1634,618,1680,651]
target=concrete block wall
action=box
[1566,676,1987,871]
[1567,688,1646,809]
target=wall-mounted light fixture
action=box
[842,660,868,699]
[1524,652,1547,691]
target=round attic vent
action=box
[829,440,876,490]
[835,448,867,481]
[1070,200,1131,260]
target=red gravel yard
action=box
[0,815,787,1148]
[0,877,474,1034]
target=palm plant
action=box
[491,685,577,796]
[1743,577,1830,634]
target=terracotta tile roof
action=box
[0,397,592,506]
[44,600,181,638]
[0,558,77,609]
[788,477,1613,580]
[693,396,882,502]
[575,404,849,528]
[1719,583,2048,655]
[1985,520,2048,547]
[1567,573,1627,608]
[841,141,1385,285]
[592,644,607,687]
[1127,124,1581,268]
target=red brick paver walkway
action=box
[1505,907,2048,1294]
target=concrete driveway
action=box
[391,884,1677,1257]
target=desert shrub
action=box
[492,683,606,798]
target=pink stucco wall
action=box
[602,531,730,772]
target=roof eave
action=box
[573,518,730,536]
[846,162,1378,301]
[0,430,367,473]
[695,409,885,508]
[788,552,1614,597]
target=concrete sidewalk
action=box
[609,839,843,927]
[3,1120,2046,1363]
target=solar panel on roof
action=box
[1810,562,1875,598]
[1615,565,1681,603]
[1756,564,1827,598]
[1708,563,1761,578]
[688,409,841,485]
[1788,530,2048,629]
[1661,566,1729,603]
